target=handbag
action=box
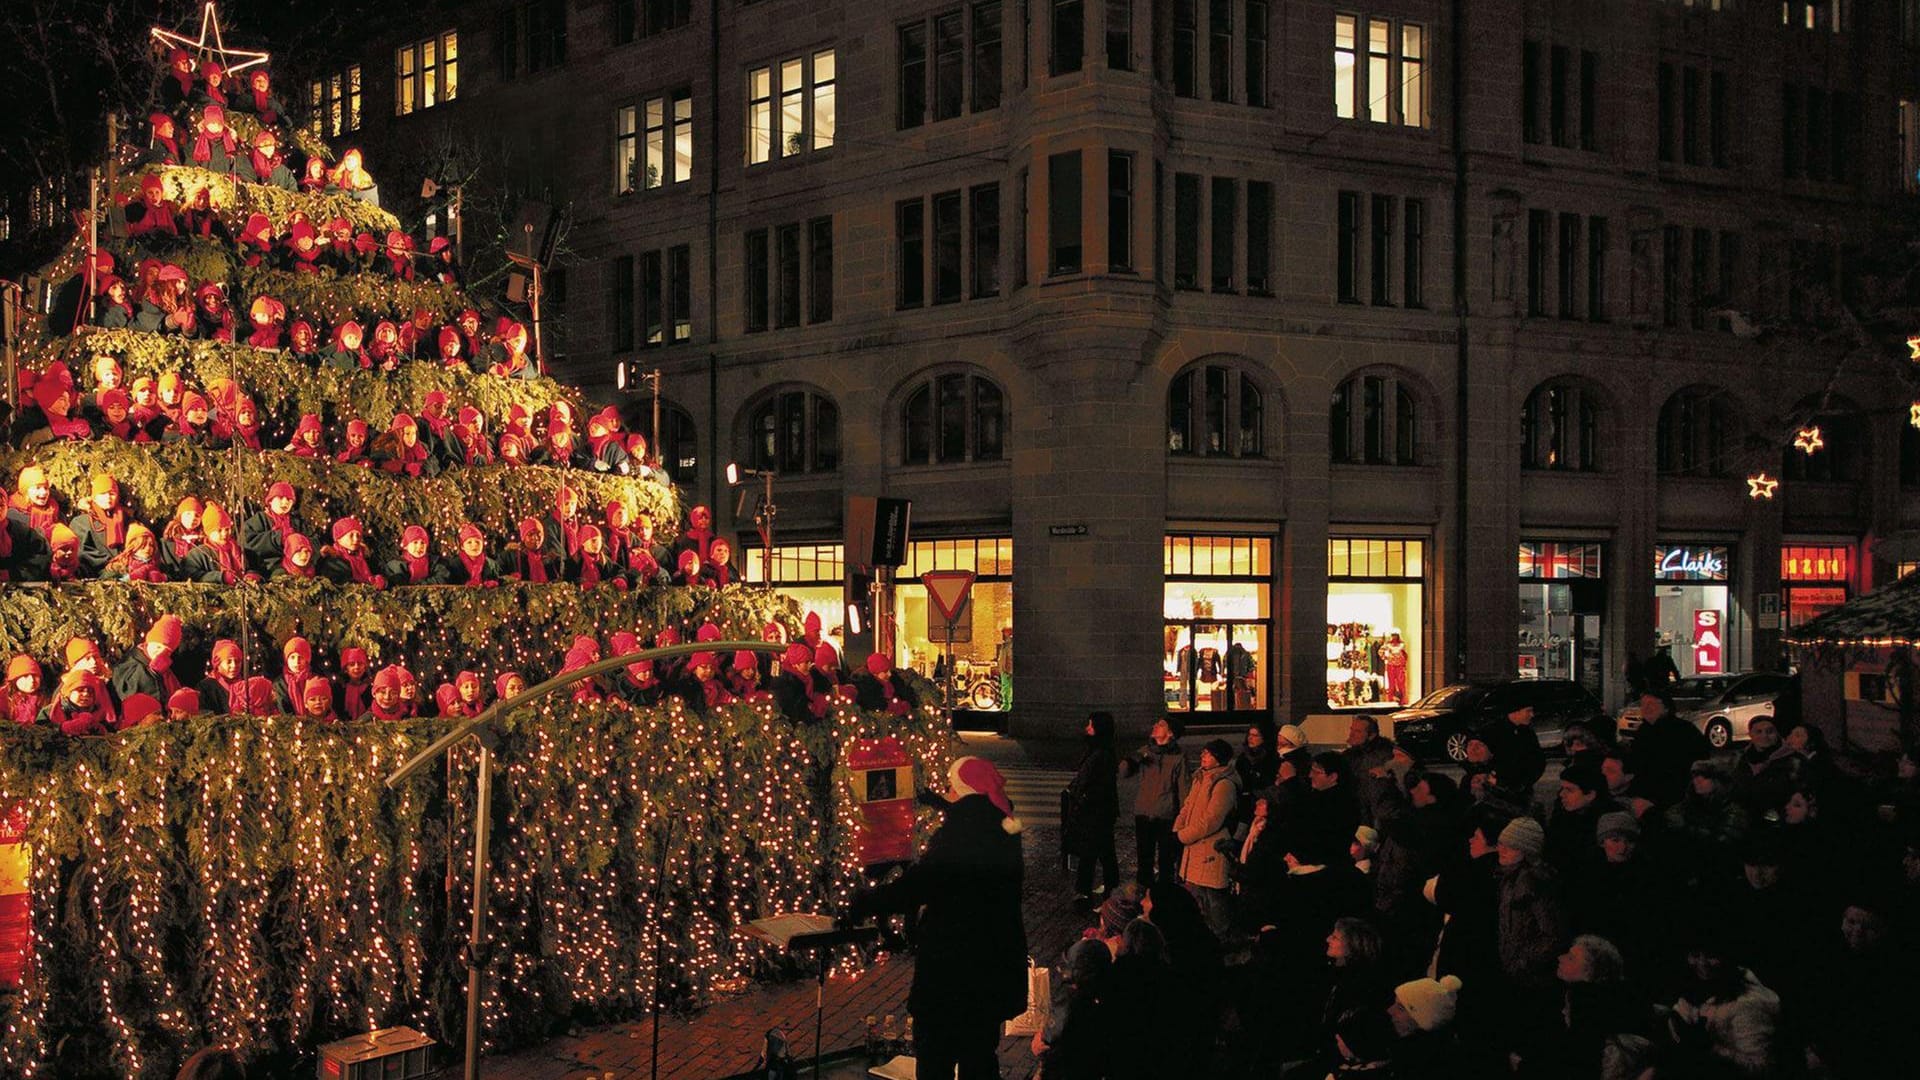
[1002,956,1051,1037]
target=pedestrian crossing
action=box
[997,764,1073,827]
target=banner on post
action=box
[846,737,915,866]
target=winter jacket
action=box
[1173,763,1238,889]
[1495,860,1568,987]
[1688,969,1782,1076]
[1630,716,1709,806]
[1064,741,1120,854]
[1124,741,1190,820]
[1484,719,1546,795]
[854,793,1027,1021]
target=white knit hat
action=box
[1276,724,1309,751]
[1393,975,1463,1032]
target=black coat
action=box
[1485,720,1546,795]
[857,794,1026,1021]
[1629,716,1709,807]
[1063,741,1119,853]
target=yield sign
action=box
[921,570,976,624]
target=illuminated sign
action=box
[1654,545,1730,582]
[1518,541,1603,580]
[1693,610,1723,673]
[1780,545,1849,583]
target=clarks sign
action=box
[1654,545,1730,582]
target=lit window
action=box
[307,65,363,137]
[618,89,693,194]
[395,31,458,116]
[1334,13,1426,127]
[748,48,834,164]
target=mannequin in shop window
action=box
[1229,642,1256,710]
[1197,645,1223,710]
[1380,630,1410,707]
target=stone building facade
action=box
[327,0,1920,735]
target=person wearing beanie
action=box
[386,524,451,585]
[242,481,299,568]
[1275,723,1309,754]
[42,670,115,736]
[335,648,373,720]
[1662,757,1750,889]
[196,639,249,715]
[1122,718,1190,887]
[362,666,411,722]
[178,502,258,584]
[319,516,387,589]
[117,693,164,731]
[299,678,342,723]
[3,654,46,726]
[110,614,185,706]
[166,687,202,720]
[847,756,1026,1080]
[1388,974,1469,1075]
[45,523,81,582]
[769,642,822,724]
[69,472,128,576]
[274,637,315,715]
[852,651,916,716]
[1232,719,1280,830]
[1494,813,1569,1063]
[1544,760,1618,879]
[1172,738,1238,935]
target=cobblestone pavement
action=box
[472,734,1088,1079]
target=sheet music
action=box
[741,912,836,950]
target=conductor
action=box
[848,757,1028,1079]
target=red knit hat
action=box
[146,614,184,651]
[303,679,335,710]
[865,653,892,676]
[948,757,1021,834]
[781,643,813,671]
[167,687,201,715]
[267,481,295,504]
[120,693,164,728]
[373,665,407,693]
[331,516,362,543]
[402,524,429,547]
[812,644,837,671]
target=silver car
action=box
[1616,672,1799,750]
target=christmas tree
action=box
[0,6,946,1076]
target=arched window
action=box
[748,387,839,474]
[660,404,699,484]
[1520,381,1601,471]
[903,370,1006,464]
[1330,373,1417,465]
[1782,405,1864,483]
[1168,364,1265,457]
[1656,386,1737,477]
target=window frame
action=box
[748,47,835,165]
[1333,12,1427,127]
[308,65,363,137]
[394,30,459,116]
[749,388,841,475]
[1168,363,1266,459]
[1520,381,1602,472]
[1331,372,1420,466]
[902,370,1009,466]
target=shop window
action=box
[1782,411,1863,482]
[745,542,848,637]
[1164,535,1273,714]
[1327,538,1424,708]
[903,371,1007,465]
[748,388,839,474]
[1521,382,1601,471]
[1781,544,1851,628]
[1330,373,1418,466]
[1517,542,1606,692]
[1656,385,1736,477]
[1654,543,1735,678]
[1167,364,1264,458]
[897,539,1014,711]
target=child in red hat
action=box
[443,524,500,587]
[319,516,386,588]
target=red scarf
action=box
[518,550,549,583]
[52,702,111,737]
[251,88,275,119]
[6,693,43,726]
[281,671,309,709]
[340,679,369,720]
[11,496,60,539]
[209,538,249,584]
[457,551,489,586]
[166,528,202,560]
[231,422,261,450]
[402,554,432,583]
[367,702,407,722]
[381,442,428,477]
[328,543,377,585]
[249,148,278,183]
[48,414,92,440]
[702,678,736,709]
[578,555,602,587]
[423,412,451,439]
[279,550,314,578]
[84,505,127,547]
[550,512,581,558]
[191,125,236,165]
[454,428,492,465]
[262,509,294,542]
[153,134,181,162]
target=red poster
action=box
[1693,610,1723,674]
[0,801,30,988]
[845,737,915,866]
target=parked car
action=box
[1389,678,1608,763]
[1616,671,1801,750]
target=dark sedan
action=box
[1388,678,1608,763]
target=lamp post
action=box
[727,463,777,589]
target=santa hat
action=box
[167,687,202,716]
[182,391,209,416]
[655,627,682,647]
[424,390,449,413]
[175,496,201,519]
[434,684,460,715]
[284,533,313,562]
[516,517,543,545]
[120,693,164,728]
[99,388,130,412]
[677,549,699,575]
[249,296,285,323]
[30,378,70,416]
[948,757,1021,834]
[245,677,275,713]
[438,326,461,353]
[145,614,184,651]
[1392,976,1463,1033]
[15,465,46,495]
[733,650,760,673]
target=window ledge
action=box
[893,458,1011,474]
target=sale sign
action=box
[845,737,915,867]
[1693,610,1723,674]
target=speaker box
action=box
[506,200,558,267]
[845,497,911,569]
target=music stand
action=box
[743,917,881,1078]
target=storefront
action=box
[742,541,848,641]
[893,537,1013,712]
[1653,543,1737,677]
[1163,534,1273,716]
[1326,537,1426,709]
[1780,543,1851,629]
[1516,541,1605,695]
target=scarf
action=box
[5,693,43,726]
[578,554,602,587]
[209,538,249,584]
[703,678,735,709]
[279,551,314,578]
[48,413,92,440]
[402,554,432,583]
[191,124,236,165]
[53,702,111,736]
[11,496,60,539]
[382,441,428,477]
[251,88,275,118]
[423,412,451,439]
[281,671,310,709]
[453,427,492,465]
[153,132,181,163]
[340,679,369,720]
[457,551,489,586]
[231,420,261,450]
[84,505,127,547]
[327,543,377,585]
[249,148,278,183]
[367,702,408,722]
[518,550,549,584]
[165,526,202,560]
[549,512,581,559]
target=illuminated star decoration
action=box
[150,2,270,79]
[1793,425,1824,455]
[1909,335,1920,360]
[1747,472,1779,499]
[1910,402,1920,430]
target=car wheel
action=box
[1443,731,1470,763]
[1705,718,1733,750]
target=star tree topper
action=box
[150,2,269,78]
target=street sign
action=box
[921,570,976,624]
[1049,524,1088,537]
